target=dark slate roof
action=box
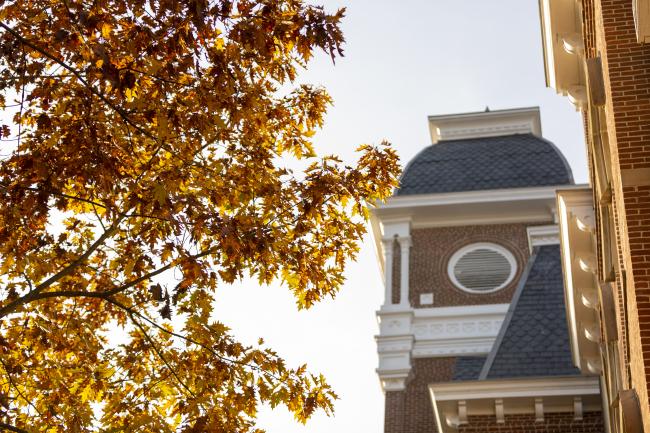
[452,357,487,381]
[397,134,574,195]
[479,245,580,379]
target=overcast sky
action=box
[212,0,587,432]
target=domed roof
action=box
[397,134,574,196]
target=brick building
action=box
[540,0,650,432]
[371,107,605,432]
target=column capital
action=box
[397,236,412,249]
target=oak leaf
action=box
[0,1,399,432]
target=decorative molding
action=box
[369,185,588,269]
[495,399,505,424]
[430,376,602,433]
[535,398,544,422]
[436,122,536,142]
[376,308,414,392]
[377,185,582,211]
[526,225,560,253]
[381,237,394,306]
[557,188,600,374]
[411,306,506,357]
[381,376,409,392]
[574,396,583,420]
[398,236,412,306]
[430,376,601,401]
[412,336,498,358]
[458,401,467,425]
[376,305,508,390]
[427,107,542,144]
[377,307,413,336]
[376,335,414,354]
[539,0,585,98]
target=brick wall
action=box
[590,0,650,427]
[458,412,604,433]
[384,358,455,433]
[409,223,532,308]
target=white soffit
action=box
[430,376,601,401]
[539,0,585,101]
[430,376,601,433]
[427,107,542,144]
[556,188,600,373]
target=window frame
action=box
[447,242,518,294]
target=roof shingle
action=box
[479,245,580,379]
[397,134,574,195]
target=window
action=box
[448,243,517,293]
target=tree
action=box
[0,1,399,431]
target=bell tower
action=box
[372,107,603,433]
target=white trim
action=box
[447,243,517,294]
[377,185,574,211]
[413,336,496,357]
[427,107,542,143]
[398,236,412,306]
[574,396,583,420]
[376,305,508,390]
[430,376,602,433]
[410,213,555,229]
[430,376,601,401]
[495,399,505,424]
[413,303,509,318]
[370,185,588,268]
[381,238,394,306]
[527,224,560,253]
[535,398,545,422]
[556,188,600,374]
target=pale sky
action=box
[212,0,586,432]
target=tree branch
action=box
[0,22,158,144]
[0,422,29,433]
[21,245,218,307]
[0,218,121,318]
[127,311,196,398]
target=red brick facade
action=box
[409,223,532,308]
[385,358,455,433]
[577,0,650,428]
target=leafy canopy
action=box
[0,0,399,432]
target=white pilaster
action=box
[382,237,394,305]
[398,236,412,307]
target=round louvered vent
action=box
[447,243,517,293]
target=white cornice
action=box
[412,303,509,318]
[376,304,509,391]
[427,107,542,143]
[539,0,586,106]
[430,376,600,401]
[556,188,600,374]
[375,184,587,213]
[369,185,588,270]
